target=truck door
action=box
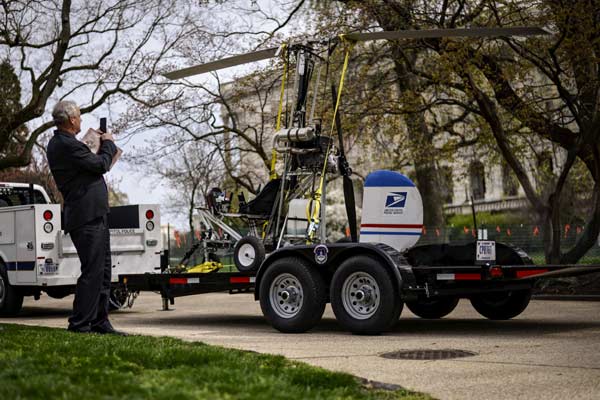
[0,212,16,273]
[15,209,37,283]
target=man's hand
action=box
[100,133,115,142]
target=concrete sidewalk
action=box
[2,293,600,400]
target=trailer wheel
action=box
[330,255,401,335]
[470,290,531,320]
[234,236,265,272]
[406,297,459,319]
[0,261,24,317]
[259,257,326,333]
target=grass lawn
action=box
[0,324,431,400]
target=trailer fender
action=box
[324,243,413,300]
[254,243,413,301]
[254,248,314,300]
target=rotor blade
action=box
[163,47,280,80]
[344,27,550,42]
[343,175,358,243]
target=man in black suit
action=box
[47,100,124,335]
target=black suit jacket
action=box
[47,129,118,233]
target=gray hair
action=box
[52,101,80,126]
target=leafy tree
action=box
[310,1,598,263]
[432,0,600,263]
[0,60,28,161]
[107,178,129,207]
[131,139,224,234]
[0,0,194,170]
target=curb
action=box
[533,294,600,301]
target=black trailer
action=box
[134,26,597,335]
[120,240,600,335]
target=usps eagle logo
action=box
[385,192,407,208]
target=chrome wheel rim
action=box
[269,273,303,319]
[341,271,380,320]
[238,243,256,267]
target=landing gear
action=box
[234,236,266,272]
[470,290,532,320]
[330,255,401,335]
[259,257,326,333]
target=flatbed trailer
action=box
[120,241,600,335]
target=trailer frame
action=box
[119,241,600,331]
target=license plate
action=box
[42,263,58,274]
[476,240,496,262]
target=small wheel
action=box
[330,255,401,335]
[406,297,459,319]
[109,286,129,311]
[0,261,24,317]
[259,257,326,333]
[470,290,532,320]
[234,236,266,272]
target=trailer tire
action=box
[330,255,401,335]
[259,257,326,333]
[406,297,459,319]
[470,289,531,320]
[234,236,265,272]
[0,261,24,317]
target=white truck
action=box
[0,182,162,316]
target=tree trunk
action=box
[365,4,446,228]
[403,101,446,228]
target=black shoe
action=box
[91,325,128,336]
[67,328,93,334]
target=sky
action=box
[4,0,320,229]
[72,1,310,229]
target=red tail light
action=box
[145,210,154,219]
[43,210,53,221]
[490,266,503,278]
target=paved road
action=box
[2,293,599,400]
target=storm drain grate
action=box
[380,349,477,360]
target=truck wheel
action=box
[259,257,326,333]
[470,290,531,320]
[109,286,129,311]
[406,297,459,319]
[0,261,24,317]
[234,236,265,272]
[330,255,401,335]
